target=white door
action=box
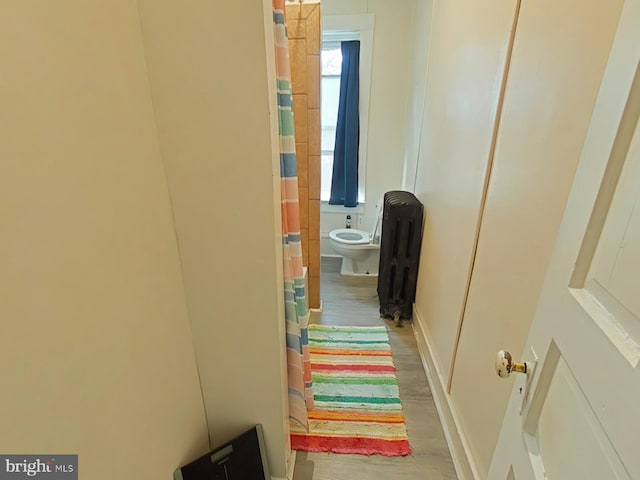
[488,1,640,479]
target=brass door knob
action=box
[495,350,527,379]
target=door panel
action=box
[573,118,640,365]
[607,205,640,311]
[523,343,630,480]
[488,0,640,478]
[589,128,640,318]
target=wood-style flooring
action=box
[293,257,457,480]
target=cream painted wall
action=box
[136,0,290,477]
[321,0,414,234]
[410,0,517,386]
[0,2,209,479]
[406,0,624,477]
[401,0,433,191]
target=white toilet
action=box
[329,212,382,276]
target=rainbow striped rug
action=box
[290,325,411,456]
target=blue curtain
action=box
[329,40,360,207]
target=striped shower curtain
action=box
[272,0,314,429]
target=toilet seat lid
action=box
[329,228,370,245]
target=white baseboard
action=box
[303,266,322,313]
[286,449,296,480]
[412,306,482,480]
[271,449,296,480]
[309,299,323,313]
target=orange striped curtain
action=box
[272,0,314,430]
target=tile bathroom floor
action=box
[292,257,458,480]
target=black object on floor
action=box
[377,191,424,321]
[174,425,270,480]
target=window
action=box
[320,40,349,201]
[320,15,374,204]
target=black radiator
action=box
[377,191,424,321]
